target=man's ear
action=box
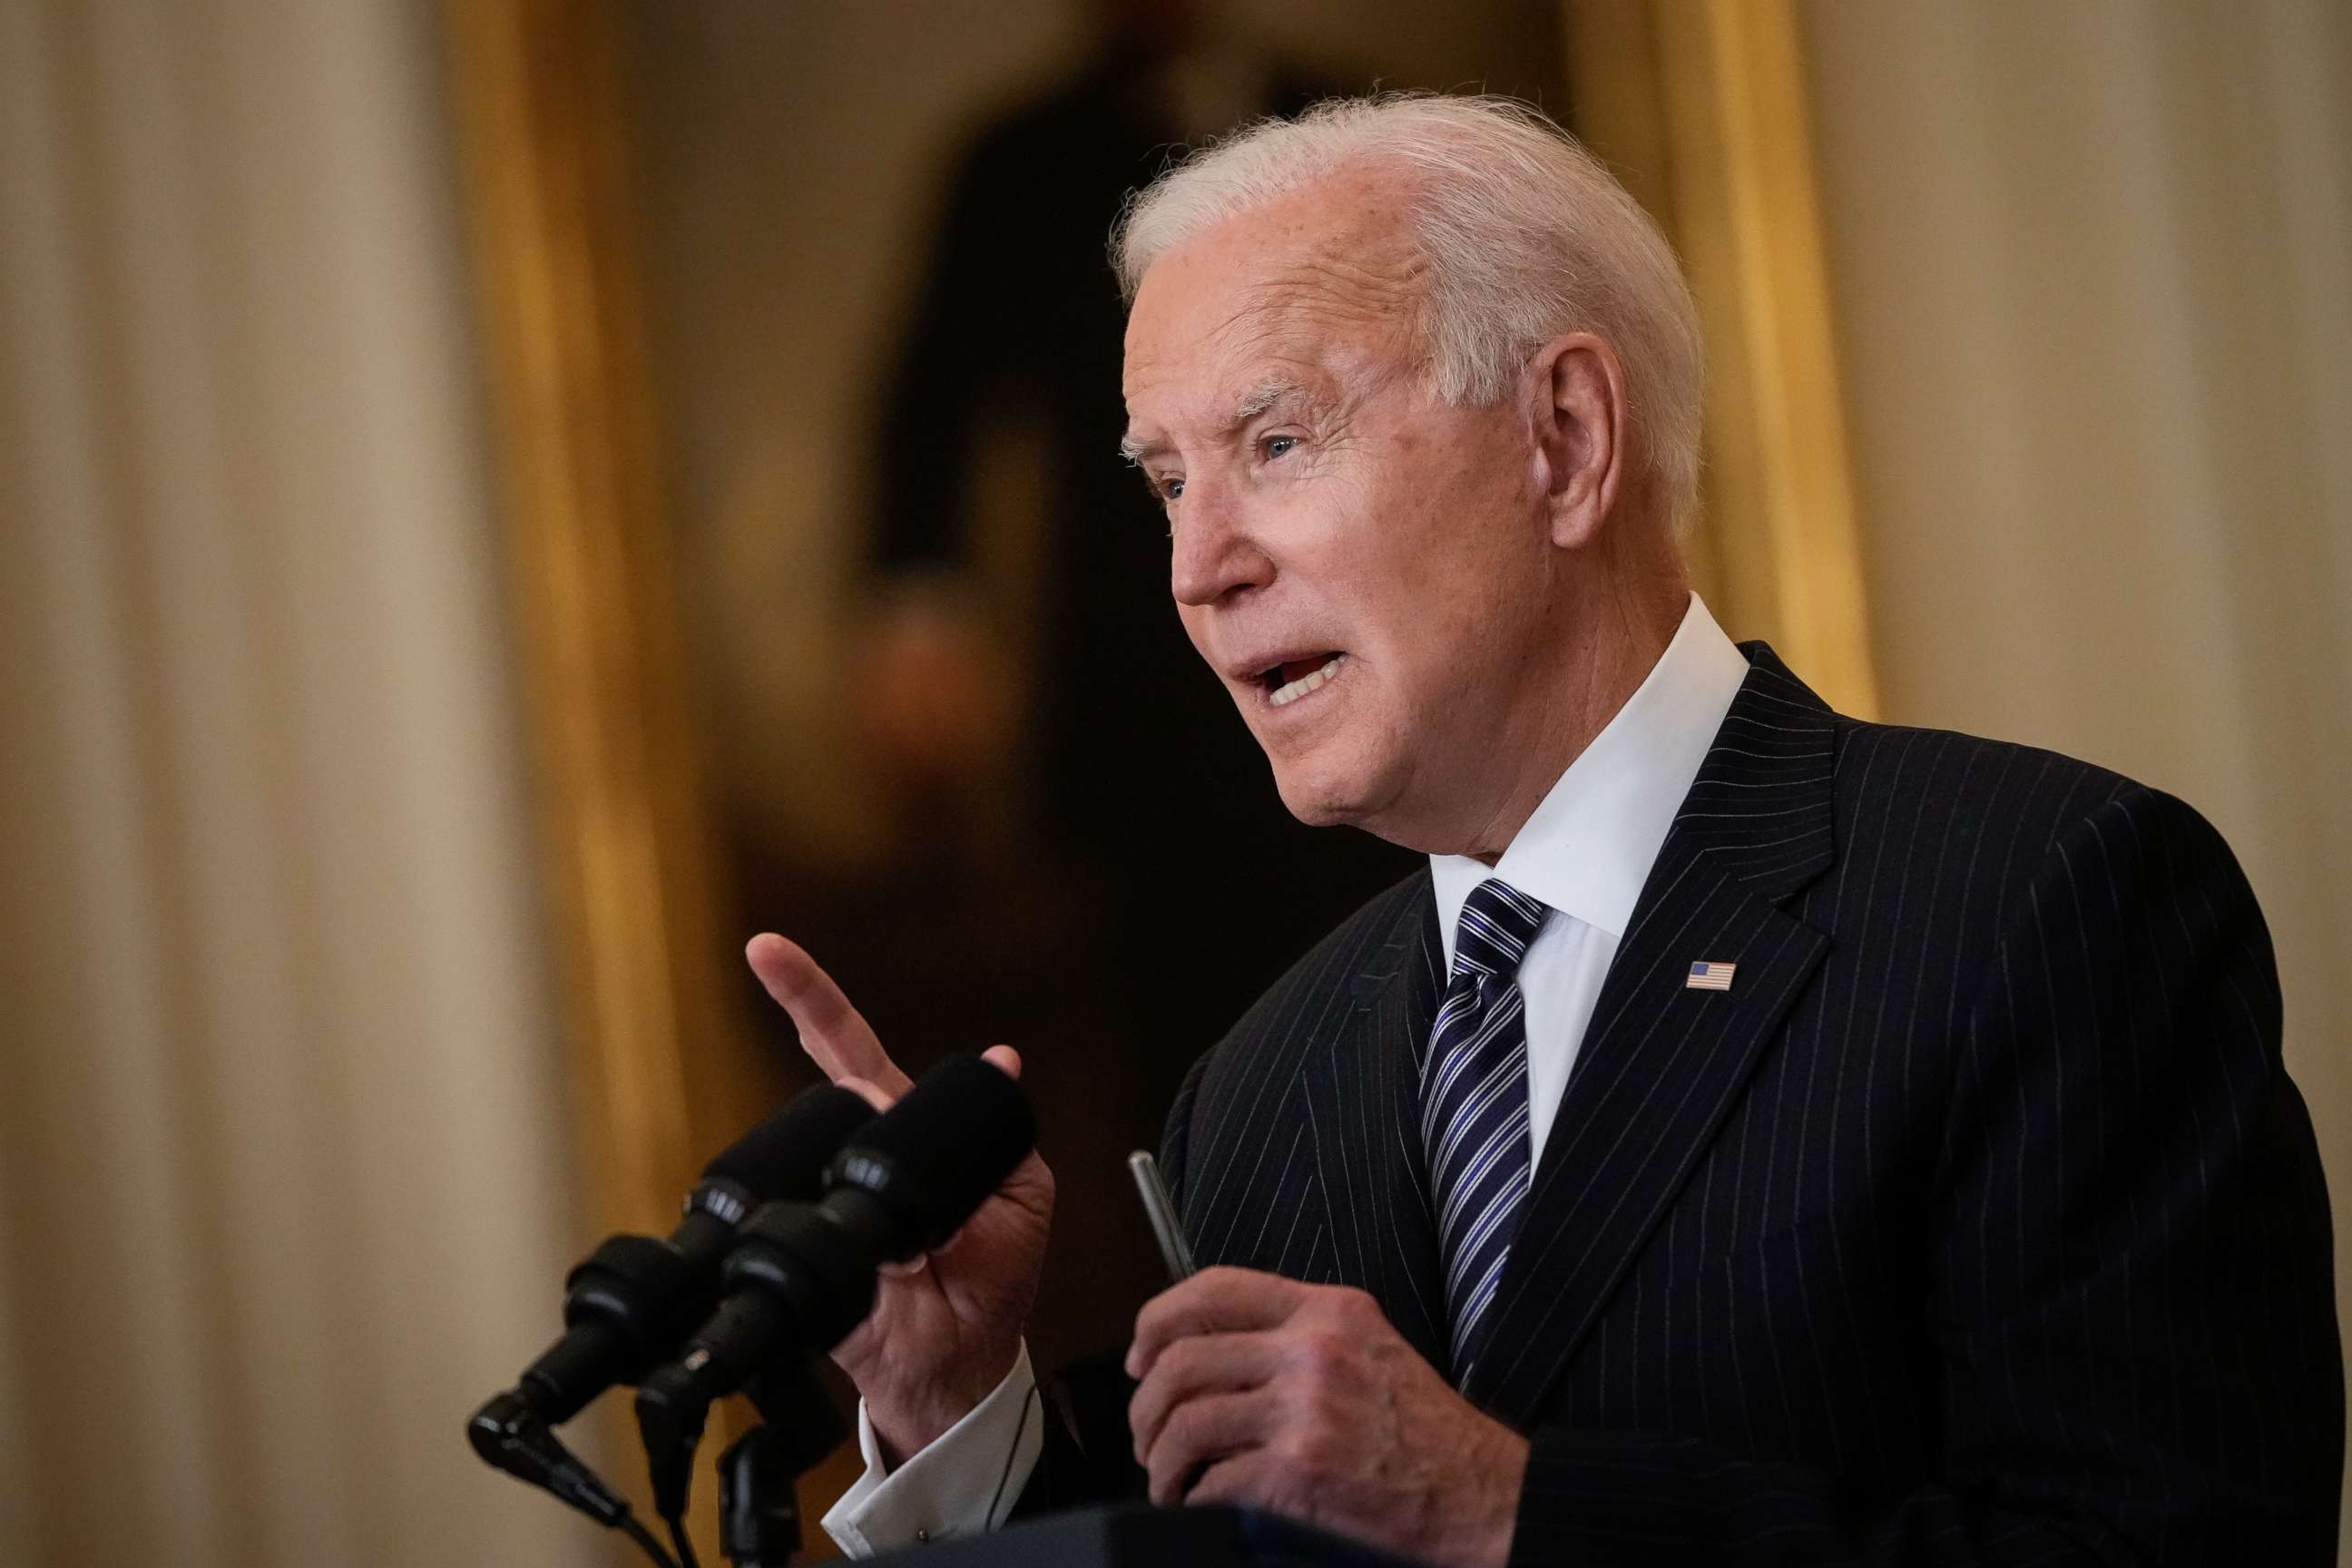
[1528,333,1628,550]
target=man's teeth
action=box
[1268,654,1346,707]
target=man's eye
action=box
[1262,435,1298,461]
[1159,476,1186,502]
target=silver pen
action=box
[1126,1150,1197,1282]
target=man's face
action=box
[1121,175,1557,848]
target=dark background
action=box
[612,0,1573,1368]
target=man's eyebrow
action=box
[1229,376,1314,426]
[1117,377,1320,465]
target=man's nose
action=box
[1169,485,1274,608]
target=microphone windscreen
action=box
[703,1083,877,1200]
[838,1054,1035,1246]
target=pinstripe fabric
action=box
[1422,878,1550,1379]
[1121,644,2343,1565]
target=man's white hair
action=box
[1112,93,1704,526]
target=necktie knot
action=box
[1452,877,1548,978]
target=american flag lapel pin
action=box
[1686,960,1736,992]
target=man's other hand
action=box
[747,934,1054,1465]
[1128,1268,1529,1568]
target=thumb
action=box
[980,1044,1024,1081]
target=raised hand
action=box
[746,934,1054,1464]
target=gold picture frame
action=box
[441,0,1876,1550]
[1570,0,1878,719]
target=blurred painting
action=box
[606,0,1574,1366]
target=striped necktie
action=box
[1422,877,1550,1382]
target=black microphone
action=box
[495,1082,879,1427]
[632,1054,1034,1513]
[468,1083,877,1540]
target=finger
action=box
[1129,1267,1307,1379]
[1142,1390,1272,1507]
[980,1044,1023,1080]
[1183,1447,1285,1512]
[1129,1331,1285,1460]
[745,935,913,1096]
[833,1074,895,1113]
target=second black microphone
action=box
[635,1053,1036,1418]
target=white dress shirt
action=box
[823,594,1748,1554]
[1426,593,1749,1166]
[823,1341,1044,1553]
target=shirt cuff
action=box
[821,1342,1043,1557]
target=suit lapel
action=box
[1464,647,1841,1422]
[1296,877,1451,1372]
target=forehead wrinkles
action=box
[1214,242,1427,365]
[1123,187,1429,423]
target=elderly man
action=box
[754,96,2341,1564]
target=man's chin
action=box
[1269,762,1380,831]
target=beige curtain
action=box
[0,2,591,1564]
[1801,2,2352,1547]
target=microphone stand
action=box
[719,1358,850,1567]
[469,1391,683,1568]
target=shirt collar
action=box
[1430,593,1750,965]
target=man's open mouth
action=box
[1259,652,1348,708]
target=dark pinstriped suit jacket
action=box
[1038,644,2342,1563]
